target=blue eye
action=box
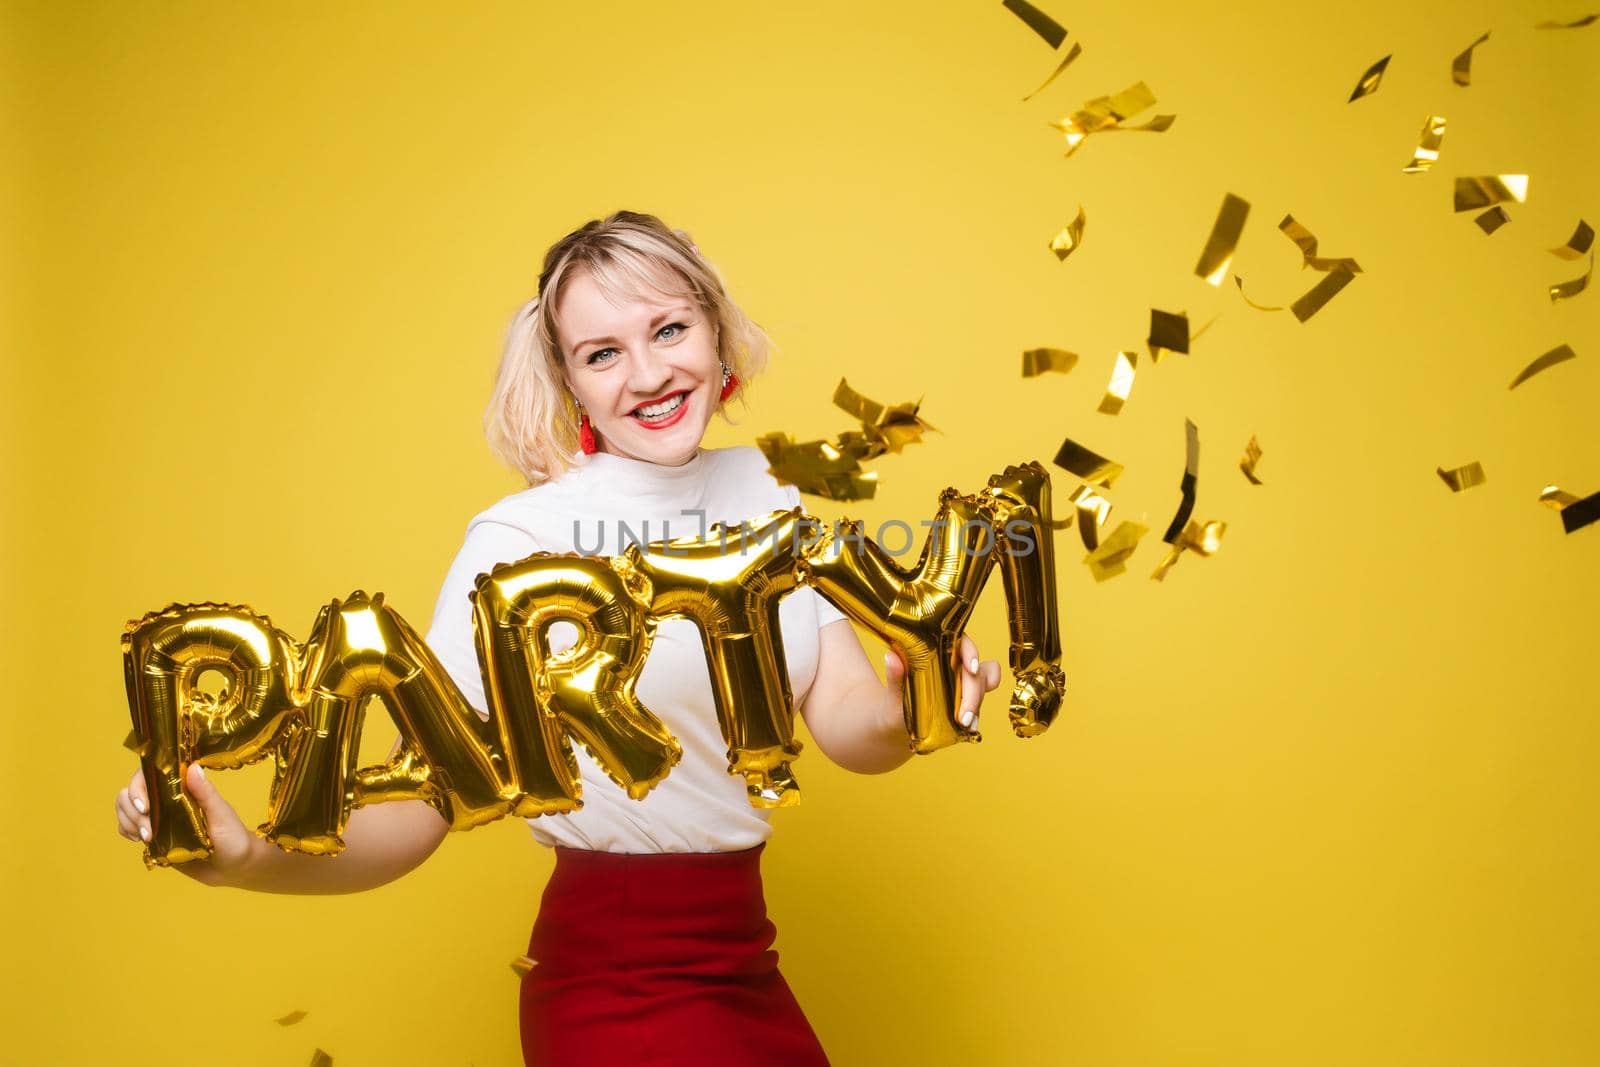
[584,323,689,365]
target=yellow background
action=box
[4,1,1598,1063]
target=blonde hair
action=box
[483,210,773,485]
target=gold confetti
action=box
[275,1011,308,1027]
[1454,175,1527,212]
[1474,206,1511,234]
[1048,205,1087,261]
[1437,462,1487,492]
[1290,264,1358,322]
[1539,485,1580,510]
[1233,275,1285,312]
[1558,490,1600,534]
[1549,219,1595,259]
[1003,0,1068,48]
[1509,344,1577,389]
[1096,351,1138,414]
[1147,309,1190,363]
[310,1052,333,1067]
[1161,419,1200,544]
[1279,215,1363,273]
[1023,41,1084,102]
[758,380,937,500]
[1195,193,1250,286]
[1069,484,1112,552]
[1452,31,1491,86]
[1240,435,1265,485]
[1536,14,1599,28]
[1190,314,1218,344]
[1048,81,1175,157]
[1549,250,1594,303]
[122,728,148,757]
[1402,115,1447,173]
[1150,518,1227,582]
[1021,348,1080,377]
[1347,54,1391,102]
[511,956,537,977]
[1053,436,1124,488]
[1084,520,1147,582]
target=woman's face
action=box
[556,268,720,466]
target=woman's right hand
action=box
[115,763,262,887]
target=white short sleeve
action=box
[780,482,849,629]
[424,520,544,721]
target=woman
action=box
[113,210,1003,1065]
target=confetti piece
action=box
[310,1052,333,1067]
[275,1011,308,1027]
[1539,485,1580,510]
[1536,14,1599,28]
[1240,435,1265,485]
[1559,490,1600,533]
[1021,348,1080,377]
[832,379,938,451]
[1070,484,1112,551]
[1452,31,1491,86]
[1023,41,1084,102]
[1162,419,1200,543]
[122,728,147,757]
[1048,81,1175,157]
[1150,518,1227,581]
[1053,436,1125,488]
[1195,193,1251,286]
[1290,264,1358,322]
[1190,314,1218,343]
[1233,275,1285,311]
[1048,205,1087,261]
[1454,175,1527,212]
[1084,521,1147,582]
[1347,54,1391,102]
[1279,215,1363,273]
[1549,219,1595,259]
[1096,351,1138,414]
[1475,206,1511,234]
[1402,115,1447,173]
[1509,344,1577,389]
[1003,0,1068,48]
[1147,309,1190,363]
[1550,250,1594,303]
[511,956,537,977]
[1437,462,1487,492]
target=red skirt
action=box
[518,841,831,1066]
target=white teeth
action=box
[632,393,685,420]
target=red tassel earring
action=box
[578,410,598,454]
[719,363,739,402]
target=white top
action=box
[423,445,848,853]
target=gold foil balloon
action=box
[471,551,680,807]
[626,507,816,807]
[122,602,305,866]
[802,488,1003,754]
[982,462,1067,737]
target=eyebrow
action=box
[572,306,695,355]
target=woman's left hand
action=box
[883,633,1003,732]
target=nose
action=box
[624,344,673,399]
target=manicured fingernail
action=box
[967,657,979,674]
[193,766,206,782]
[961,710,974,728]
[140,825,151,842]
[133,797,145,814]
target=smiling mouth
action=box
[629,389,691,422]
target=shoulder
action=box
[463,470,586,540]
